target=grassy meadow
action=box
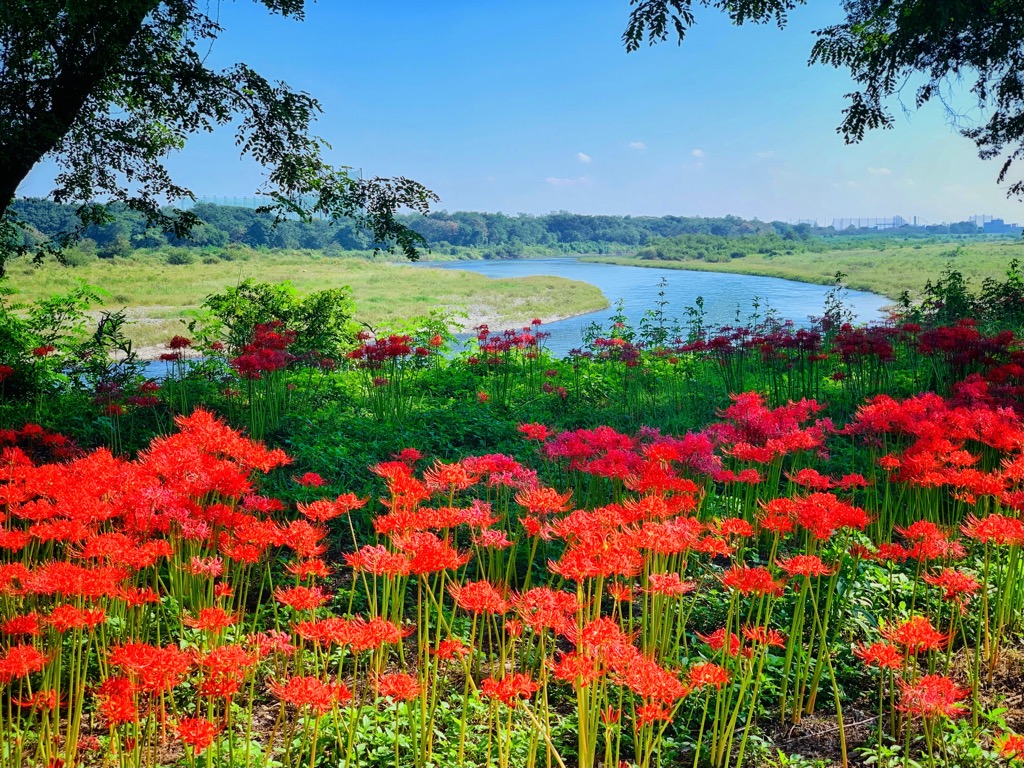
[584,237,1024,299]
[2,250,608,350]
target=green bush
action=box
[165,248,196,265]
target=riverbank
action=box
[2,252,608,353]
[581,237,1024,300]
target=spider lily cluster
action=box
[1,374,1023,768]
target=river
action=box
[425,258,892,357]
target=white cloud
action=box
[628,141,648,150]
[545,175,591,187]
[754,150,776,159]
[867,167,892,175]
[691,148,705,158]
[576,152,592,164]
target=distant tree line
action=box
[9,199,822,257]
[9,198,990,261]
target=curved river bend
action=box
[426,258,892,358]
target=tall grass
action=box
[2,252,608,348]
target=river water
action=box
[425,258,892,358]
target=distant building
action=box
[983,218,1023,235]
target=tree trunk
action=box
[0,0,160,276]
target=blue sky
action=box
[21,0,1024,224]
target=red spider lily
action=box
[480,672,538,706]
[635,702,674,728]
[46,605,106,633]
[345,544,412,576]
[897,521,966,561]
[13,689,62,711]
[883,616,948,654]
[646,572,697,596]
[742,625,786,648]
[198,645,256,698]
[572,617,636,661]
[21,562,128,599]
[449,580,510,614]
[757,504,796,535]
[117,586,161,606]
[838,473,871,489]
[96,678,138,725]
[872,542,912,563]
[625,461,703,495]
[431,638,470,660]
[897,674,968,719]
[711,392,830,457]
[247,630,296,657]
[187,556,224,577]
[922,568,981,602]
[2,612,41,637]
[472,528,512,549]
[550,651,602,689]
[231,322,296,379]
[549,535,645,581]
[520,516,543,538]
[626,496,700,527]
[293,472,325,487]
[268,676,352,713]
[696,628,744,658]
[293,617,353,647]
[514,485,573,516]
[286,559,333,580]
[788,468,835,490]
[777,555,833,578]
[108,643,192,693]
[177,718,220,754]
[347,617,414,653]
[393,531,472,575]
[297,493,367,522]
[998,734,1024,760]
[791,493,870,541]
[161,408,291,472]
[853,642,903,670]
[607,582,634,602]
[518,423,552,441]
[214,583,234,599]
[614,657,690,705]
[714,517,754,539]
[468,456,536,491]
[347,334,412,365]
[275,585,332,612]
[183,607,235,632]
[393,447,423,464]
[0,528,31,552]
[688,662,730,690]
[721,565,786,596]
[0,644,48,682]
[377,673,422,701]
[514,587,579,632]
[961,514,1024,546]
[423,460,480,493]
[735,467,764,484]
[277,520,327,560]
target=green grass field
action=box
[3,251,608,351]
[584,237,1024,299]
